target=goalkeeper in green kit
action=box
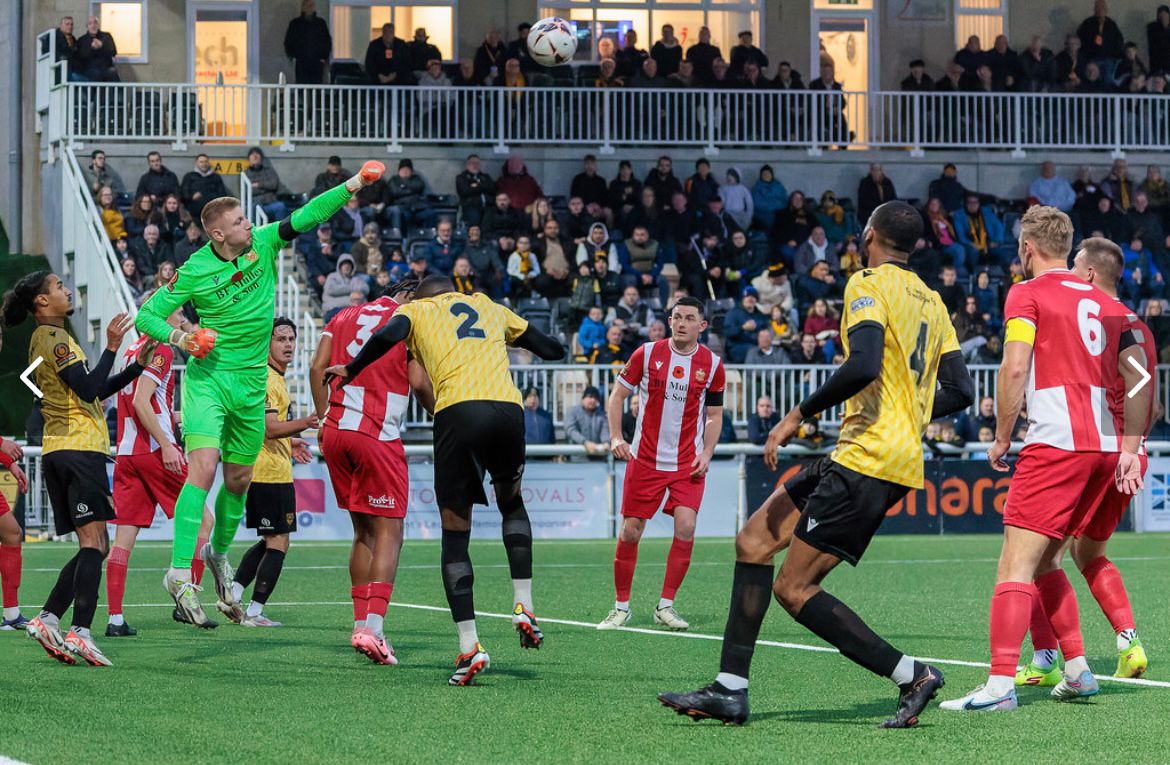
[136,159,387,626]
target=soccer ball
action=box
[527,17,577,67]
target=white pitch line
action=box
[0,755,33,765]
[56,598,1170,690]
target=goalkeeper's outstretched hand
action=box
[345,161,386,193]
[170,327,218,359]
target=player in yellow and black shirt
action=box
[2,271,156,666]
[325,275,564,686]
[226,318,317,628]
[660,202,975,728]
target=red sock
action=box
[0,545,21,609]
[614,539,639,602]
[191,536,210,585]
[351,583,370,621]
[1035,569,1085,660]
[106,546,131,617]
[1028,584,1059,650]
[661,537,695,600]
[367,581,393,618]
[1081,556,1136,634]
[989,581,1033,676]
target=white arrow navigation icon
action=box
[1127,356,1151,399]
[21,356,44,398]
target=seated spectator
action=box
[472,28,505,85]
[857,163,897,223]
[180,153,228,221]
[565,387,610,457]
[523,388,555,446]
[953,193,1013,270]
[592,324,630,366]
[366,23,409,85]
[245,147,288,221]
[936,61,964,92]
[744,329,784,365]
[803,297,840,340]
[788,332,823,365]
[955,34,987,81]
[1081,196,1129,242]
[350,222,383,273]
[562,196,598,244]
[1029,161,1076,212]
[953,295,990,358]
[839,238,864,278]
[698,196,741,240]
[423,219,462,274]
[1127,192,1169,264]
[647,319,667,342]
[816,191,847,245]
[614,285,655,335]
[455,154,494,227]
[644,155,683,212]
[1145,298,1170,362]
[768,303,798,345]
[791,417,827,450]
[720,168,753,231]
[747,396,779,444]
[794,260,842,316]
[592,257,623,309]
[323,254,369,321]
[987,35,1020,90]
[173,219,206,267]
[1138,164,1170,216]
[721,229,761,287]
[130,224,172,278]
[368,267,393,300]
[751,165,787,232]
[1077,61,1109,92]
[609,161,642,225]
[577,306,607,357]
[1017,36,1056,92]
[974,334,1003,364]
[667,60,696,88]
[723,287,769,363]
[615,30,648,79]
[771,60,804,90]
[681,232,726,299]
[794,226,837,276]
[621,395,640,443]
[120,256,144,303]
[927,164,968,213]
[660,190,697,250]
[622,186,660,240]
[385,159,435,234]
[972,270,1000,323]
[73,15,119,82]
[1122,235,1166,301]
[463,225,500,297]
[936,264,966,314]
[576,222,619,272]
[1100,158,1135,212]
[922,197,971,278]
[98,186,126,241]
[571,155,610,219]
[529,197,556,237]
[82,150,125,200]
[497,154,543,212]
[125,193,161,240]
[956,395,996,442]
[355,176,388,227]
[752,262,796,320]
[685,159,720,211]
[140,260,177,306]
[299,223,338,289]
[506,235,539,298]
[330,197,364,247]
[630,56,668,88]
[533,235,574,314]
[158,194,192,245]
[451,256,478,295]
[483,192,524,241]
[900,59,933,91]
[312,155,349,198]
[719,409,737,444]
[772,190,815,260]
[407,251,432,281]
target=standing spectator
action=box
[523,388,554,446]
[98,186,126,241]
[130,224,171,278]
[719,168,753,231]
[609,161,642,227]
[180,153,228,221]
[173,220,206,267]
[473,28,507,85]
[82,149,125,200]
[1149,5,1170,76]
[565,387,610,457]
[385,158,434,233]
[506,235,540,298]
[794,226,836,276]
[1017,36,1056,92]
[505,23,534,72]
[1029,161,1076,212]
[615,30,648,80]
[685,159,720,211]
[312,156,349,198]
[245,147,288,221]
[771,60,805,90]
[857,163,897,224]
[955,35,987,79]
[455,154,495,227]
[483,192,524,240]
[1055,34,1086,90]
[55,16,77,64]
[283,0,331,85]
[953,193,1013,270]
[141,260,177,306]
[723,287,769,362]
[900,59,934,91]
[365,23,409,85]
[744,330,784,366]
[406,28,442,73]
[322,255,369,321]
[571,155,610,216]
[986,35,1020,90]
[72,16,118,82]
[644,156,683,213]
[729,31,768,77]
[618,225,664,297]
[135,151,180,204]
[928,164,968,213]
[651,24,683,77]
[497,154,544,212]
[751,165,787,231]
[747,396,780,444]
[1077,0,1125,82]
[1100,158,1135,211]
[686,26,722,84]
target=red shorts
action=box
[0,493,10,517]
[1003,445,1116,540]
[112,452,187,527]
[621,459,706,520]
[1079,453,1148,542]
[322,428,408,519]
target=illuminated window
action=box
[813,0,873,8]
[955,0,1007,51]
[539,0,761,63]
[90,0,147,63]
[332,1,456,63]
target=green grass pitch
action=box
[1,534,1167,764]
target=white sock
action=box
[168,566,191,583]
[1031,648,1058,670]
[890,654,917,686]
[614,600,630,612]
[38,611,59,628]
[1064,656,1090,678]
[1117,628,1138,650]
[456,619,479,654]
[513,578,533,611]
[657,598,673,610]
[3,607,20,621]
[231,582,245,603]
[985,674,1015,697]
[367,613,384,637]
[715,672,749,691]
[246,600,263,618]
[354,619,366,631]
[108,614,124,626]
[72,626,91,640]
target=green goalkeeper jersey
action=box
[136,184,352,372]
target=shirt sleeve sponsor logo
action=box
[53,342,77,367]
[850,296,876,313]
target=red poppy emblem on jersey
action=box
[231,271,244,284]
[672,366,685,379]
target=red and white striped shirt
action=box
[323,297,410,441]
[618,339,725,471]
[116,338,177,455]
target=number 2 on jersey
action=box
[450,303,486,340]
[909,322,928,383]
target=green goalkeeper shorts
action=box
[180,362,267,464]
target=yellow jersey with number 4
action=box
[393,291,529,412]
[831,263,960,488]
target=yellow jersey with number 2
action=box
[830,262,960,489]
[393,291,530,412]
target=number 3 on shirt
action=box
[451,303,486,340]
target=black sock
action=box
[719,562,775,681]
[234,540,266,590]
[43,552,80,618]
[70,548,106,630]
[794,590,902,678]
[251,549,286,606]
[500,510,533,581]
[441,528,475,623]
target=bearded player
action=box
[310,276,434,665]
[136,161,386,624]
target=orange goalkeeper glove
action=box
[345,161,386,192]
[170,328,218,358]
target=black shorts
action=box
[432,400,525,510]
[789,457,910,567]
[245,482,297,536]
[43,450,115,537]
